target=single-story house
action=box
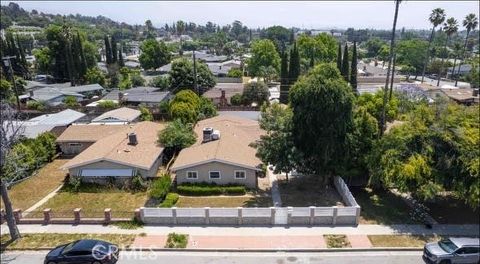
[12,109,86,139]
[171,115,264,188]
[447,64,471,77]
[206,62,231,77]
[56,124,129,155]
[441,88,479,105]
[21,83,105,106]
[62,121,165,182]
[101,87,171,106]
[203,83,244,106]
[91,107,141,124]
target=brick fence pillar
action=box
[104,208,112,224]
[134,208,141,222]
[73,208,81,224]
[13,209,22,222]
[237,207,242,226]
[270,207,276,225]
[43,208,51,225]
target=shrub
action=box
[149,174,172,200]
[131,173,147,192]
[26,100,46,110]
[227,68,243,78]
[131,73,146,87]
[63,95,79,107]
[97,100,118,109]
[139,104,153,121]
[149,75,171,90]
[176,183,246,196]
[165,233,188,248]
[230,93,243,106]
[69,176,82,193]
[169,101,197,124]
[198,97,217,119]
[159,193,179,207]
[114,218,144,229]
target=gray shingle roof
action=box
[102,87,170,104]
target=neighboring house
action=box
[171,115,264,188]
[91,107,141,124]
[441,88,479,105]
[447,64,472,77]
[62,121,165,182]
[100,87,171,106]
[21,83,105,106]
[56,124,129,155]
[222,59,242,69]
[206,62,230,77]
[203,83,244,106]
[125,61,140,68]
[14,109,86,139]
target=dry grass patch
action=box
[279,176,344,207]
[37,184,149,218]
[368,235,438,248]
[1,233,136,250]
[175,194,272,208]
[0,158,69,211]
[324,235,351,248]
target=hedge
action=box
[159,193,179,207]
[176,183,246,196]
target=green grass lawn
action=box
[1,233,136,251]
[350,187,414,224]
[0,158,69,211]
[36,184,149,218]
[368,235,438,247]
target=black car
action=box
[44,239,119,264]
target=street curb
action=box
[2,247,424,252]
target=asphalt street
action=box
[1,250,425,264]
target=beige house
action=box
[171,115,264,188]
[62,121,165,182]
[56,125,129,155]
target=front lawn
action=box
[279,176,344,207]
[423,194,479,224]
[350,187,414,224]
[368,235,438,247]
[37,184,149,218]
[175,194,272,208]
[0,158,69,211]
[1,233,136,251]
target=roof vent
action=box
[203,127,213,142]
[128,132,138,145]
[211,130,220,140]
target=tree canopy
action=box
[247,39,281,78]
[169,58,216,93]
[139,39,171,71]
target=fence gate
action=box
[274,207,289,225]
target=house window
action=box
[68,143,82,147]
[209,171,221,179]
[186,171,198,179]
[234,170,246,179]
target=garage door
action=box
[80,169,134,177]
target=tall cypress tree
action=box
[341,43,349,82]
[76,32,87,80]
[111,36,117,64]
[279,51,289,104]
[118,44,125,67]
[350,41,358,94]
[336,43,342,72]
[288,42,300,85]
[71,34,81,82]
[104,35,112,64]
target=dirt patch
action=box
[424,194,479,224]
[278,176,344,207]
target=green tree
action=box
[97,100,118,109]
[84,67,106,87]
[455,13,478,86]
[242,81,269,106]
[230,93,243,106]
[350,41,358,93]
[288,42,300,85]
[336,43,342,71]
[139,39,171,71]
[365,37,385,57]
[0,79,12,101]
[226,68,242,78]
[149,75,171,90]
[104,35,112,64]
[63,95,79,107]
[396,39,428,78]
[263,25,291,52]
[341,43,349,82]
[436,17,458,86]
[247,39,280,77]
[139,104,153,121]
[279,51,289,104]
[131,72,146,87]
[32,47,50,73]
[289,63,354,183]
[356,90,399,124]
[421,8,446,83]
[198,97,217,120]
[158,119,196,154]
[169,58,216,93]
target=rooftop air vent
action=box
[128,132,138,145]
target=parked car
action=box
[423,237,480,264]
[44,239,119,264]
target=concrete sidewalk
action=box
[2,224,478,237]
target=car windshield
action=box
[61,241,78,255]
[438,239,459,253]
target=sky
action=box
[6,1,480,30]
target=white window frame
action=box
[186,171,198,179]
[234,170,246,179]
[209,171,221,179]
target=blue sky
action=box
[6,1,480,30]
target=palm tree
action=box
[380,0,401,136]
[455,13,478,86]
[436,17,459,87]
[450,42,463,80]
[421,8,446,83]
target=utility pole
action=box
[193,50,198,95]
[2,56,21,112]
